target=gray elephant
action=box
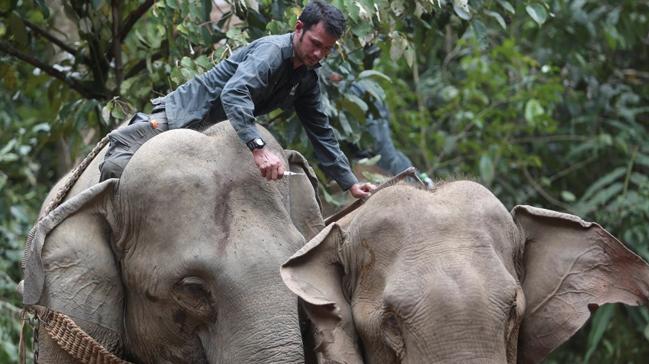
[21,122,324,363]
[281,181,649,364]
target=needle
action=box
[283,171,305,176]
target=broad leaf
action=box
[525,3,548,25]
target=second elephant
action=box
[282,180,649,364]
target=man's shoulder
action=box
[249,33,293,60]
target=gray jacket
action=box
[153,33,358,190]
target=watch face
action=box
[247,138,265,150]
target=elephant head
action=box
[22,123,324,363]
[281,181,649,364]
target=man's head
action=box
[293,0,346,68]
[299,0,346,39]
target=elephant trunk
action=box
[201,316,304,364]
[200,273,304,364]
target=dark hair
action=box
[298,0,346,39]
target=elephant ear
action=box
[22,179,125,359]
[285,149,325,241]
[513,205,649,364]
[281,223,363,364]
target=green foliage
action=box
[1,0,648,362]
[0,81,44,363]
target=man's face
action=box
[293,20,338,68]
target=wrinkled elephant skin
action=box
[282,181,649,364]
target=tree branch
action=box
[522,166,574,213]
[105,0,155,61]
[124,44,168,79]
[119,0,155,42]
[112,0,123,90]
[0,40,103,99]
[22,18,83,61]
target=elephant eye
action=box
[181,279,208,297]
[172,277,215,320]
[381,309,406,360]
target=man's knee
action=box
[98,118,168,182]
[99,157,128,181]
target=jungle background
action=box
[1,0,648,362]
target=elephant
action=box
[281,180,649,364]
[21,122,325,363]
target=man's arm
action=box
[295,77,375,198]
[221,43,286,180]
[221,43,282,144]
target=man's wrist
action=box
[338,172,359,191]
[246,137,266,151]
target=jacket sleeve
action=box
[221,43,284,144]
[295,78,358,190]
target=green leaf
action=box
[440,86,459,101]
[340,93,368,122]
[479,155,495,185]
[180,68,196,82]
[390,0,405,17]
[356,79,385,101]
[0,139,16,156]
[390,34,405,62]
[561,191,576,202]
[180,56,194,69]
[0,0,15,13]
[525,3,548,25]
[496,0,515,14]
[636,153,649,168]
[453,0,471,20]
[404,46,415,68]
[578,182,625,216]
[7,13,27,46]
[583,305,615,364]
[194,55,213,70]
[350,21,374,45]
[524,99,544,124]
[471,20,488,44]
[32,0,50,18]
[338,112,354,136]
[580,167,626,202]
[30,128,47,146]
[358,70,391,83]
[485,10,507,30]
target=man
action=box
[99,0,376,198]
[325,68,434,187]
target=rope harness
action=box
[19,135,132,364]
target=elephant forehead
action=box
[355,183,514,245]
[113,128,294,253]
[124,129,254,181]
[346,182,520,284]
[120,128,289,203]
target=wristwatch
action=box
[246,137,266,151]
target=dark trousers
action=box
[99,111,168,181]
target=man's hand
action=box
[252,148,285,180]
[349,182,377,199]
